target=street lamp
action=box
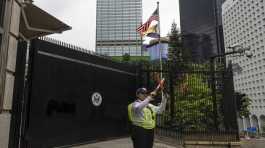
[226,44,253,58]
[210,44,253,130]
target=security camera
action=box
[245,50,253,58]
[228,43,241,49]
[243,47,251,51]
[237,47,250,54]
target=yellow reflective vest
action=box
[128,103,156,129]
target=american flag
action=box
[136,8,159,36]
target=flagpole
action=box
[140,21,143,56]
[157,1,163,80]
[156,1,164,101]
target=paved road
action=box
[71,137,265,148]
[71,138,177,148]
[241,138,265,148]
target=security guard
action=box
[128,87,167,148]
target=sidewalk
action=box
[66,137,265,148]
[241,137,265,148]
[71,138,178,148]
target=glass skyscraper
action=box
[179,0,225,62]
[96,0,145,56]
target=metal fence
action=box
[138,59,239,143]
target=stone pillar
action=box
[242,117,246,131]
[237,117,244,132]
[257,116,261,133]
[0,0,22,147]
[250,116,253,128]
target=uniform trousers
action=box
[131,125,154,148]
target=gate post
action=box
[169,63,175,120]
[224,61,240,140]
[8,41,28,148]
[19,39,38,148]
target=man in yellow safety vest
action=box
[128,87,167,148]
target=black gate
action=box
[12,38,137,148]
[10,38,240,147]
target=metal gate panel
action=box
[23,39,136,147]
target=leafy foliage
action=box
[168,22,192,62]
[173,74,216,130]
[235,92,252,117]
[122,53,130,62]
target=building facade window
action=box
[96,0,144,56]
[223,0,265,125]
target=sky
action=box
[34,0,180,51]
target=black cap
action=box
[136,88,147,95]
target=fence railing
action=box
[138,60,239,142]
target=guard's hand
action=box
[150,91,157,97]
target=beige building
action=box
[222,0,265,133]
[0,0,70,147]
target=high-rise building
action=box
[96,0,145,56]
[179,0,225,62]
[222,0,265,133]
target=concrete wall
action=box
[0,113,11,148]
[222,0,265,134]
[0,0,22,147]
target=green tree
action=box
[168,22,191,62]
[235,92,252,117]
[168,22,183,62]
[122,53,130,62]
[173,74,216,130]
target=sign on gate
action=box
[91,92,103,107]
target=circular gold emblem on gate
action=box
[91,92,102,107]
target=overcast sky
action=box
[34,0,180,51]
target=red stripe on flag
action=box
[136,15,159,35]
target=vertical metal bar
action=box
[136,63,143,88]
[146,65,150,90]
[210,57,219,130]
[169,64,175,120]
